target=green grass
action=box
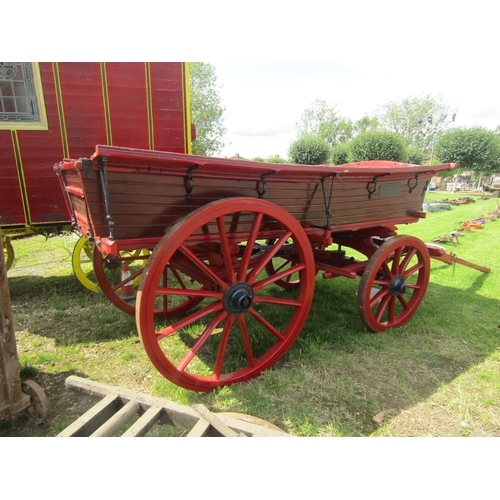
[2,191,499,436]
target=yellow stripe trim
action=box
[11,131,31,226]
[52,62,70,158]
[145,63,154,150]
[100,62,113,145]
[181,62,193,154]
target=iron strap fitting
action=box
[320,173,337,228]
[98,156,115,240]
[408,174,419,194]
[256,170,278,199]
[185,164,202,201]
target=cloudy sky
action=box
[12,0,499,163]
[212,60,500,159]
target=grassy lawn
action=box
[1,191,499,437]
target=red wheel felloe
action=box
[136,197,316,392]
[357,235,430,332]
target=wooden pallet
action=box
[58,376,289,437]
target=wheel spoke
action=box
[238,315,255,368]
[381,260,392,278]
[155,301,223,341]
[178,310,228,372]
[246,230,293,284]
[253,295,304,307]
[374,293,391,322]
[391,247,402,274]
[155,287,222,300]
[404,261,424,279]
[387,296,396,323]
[248,307,285,341]
[213,315,236,379]
[253,263,306,292]
[170,265,189,289]
[397,293,410,310]
[179,243,228,290]
[216,216,236,284]
[369,286,390,308]
[237,212,263,280]
[399,247,417,273]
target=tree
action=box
[295,99,353,147]
[330,143,351,165]
[353,115,379,136]
[406,147,425,165]
[288,136,331,164]
[189,62,227,156]
[377,95,455,155]
[349,130,407,162]
[434,127,500,180]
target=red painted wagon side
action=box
[1,62,192,273]
[56,145,454,391]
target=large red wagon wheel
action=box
[136,197,316,392]
[357,235,430,332]
[93,247,204,317]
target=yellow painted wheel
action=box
[72,236,99,292]
[2,236,14,271]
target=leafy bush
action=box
[406,147,424,165]
[266,155,286,163]
[349,130,407,162]
[330,143,351,165]
[288,136,331,164]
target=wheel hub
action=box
[223,282,254,315]
[389,275,407,296]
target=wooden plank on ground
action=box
[57,394,122,437]
[121,406,164,437]
[90,399,141,437]
[191,404,246,437]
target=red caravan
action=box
[0,62,193,238]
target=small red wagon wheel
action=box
[93,247,204,317]
[136,197,316,392]
[357,235,430,332]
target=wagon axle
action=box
[389,275,407,296]
[223,282,254,315]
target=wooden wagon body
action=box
[56,145,454,391]
[1,62,192,272]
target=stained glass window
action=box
[0,62,48,130]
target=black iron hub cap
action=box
[389,275,407,296]
[223,282,254,315]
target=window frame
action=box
[0,62,49,131]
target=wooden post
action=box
[0,227,30,421]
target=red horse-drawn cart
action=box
[56,145,456,392]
